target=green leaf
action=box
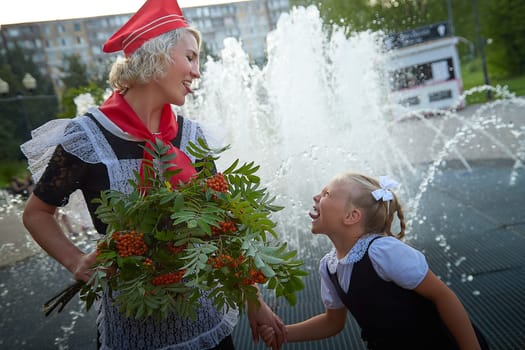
[260,265,276,278]
[187,220,198,229]
[223,159,239,174]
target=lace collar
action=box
[326,233,382,273]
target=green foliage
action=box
[461,58,525,104]
[57,54,109,118]
[484,0,525,77]
[61,54,90,89]
[81,139,306,320]
[0,115,22,161]
[0,161,29,188]
[57,82,106,118]
[290,0,525,82]
[200,40,219,72]
[496,75,525,97]
[0,45,59,159]
[290,0,447,35]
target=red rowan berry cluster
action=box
[96,242,108,257]
[242,269,267,285]
[207,254,247,269]
[208,254,235,269]
[151,270,186,286]
[166,242,187,254]
[211,220,237,236]
[205,173,229,192]
[112,231,148,257]
[143,258,154,267]
[208,254,266,285]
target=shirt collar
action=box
[326,233,382,273]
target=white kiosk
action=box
[385,22,464,111]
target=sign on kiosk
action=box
[385,22,465,112]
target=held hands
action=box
[247,297,287,350]
[258,324,280,348]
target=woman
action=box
[21,0,284,349]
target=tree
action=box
[61,54,90,89]
[57,53,112,118]
[200,40,219,71]
[57,82,106,119]
[0,45,58,160]
[290,0,446,35]
[289,0,525,81]
[484,0,525,77]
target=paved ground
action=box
[1,100,524,349]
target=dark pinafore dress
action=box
[327,236,489,350]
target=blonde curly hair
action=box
[108,27,201,92]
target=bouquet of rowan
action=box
[43,139,306,320]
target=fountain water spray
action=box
[180,6,524,249]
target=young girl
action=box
[259,173,488,349]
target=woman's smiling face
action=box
[157,30,200,106]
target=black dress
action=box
[327,236,489,350]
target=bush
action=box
[0,160,29,188]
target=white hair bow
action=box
[371,176,399,202]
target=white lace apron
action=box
[21,107,238,350]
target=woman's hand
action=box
[72,250,97,282]
[247,295,286,350]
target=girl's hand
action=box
[258,324,278,347]
[247,297,286,350]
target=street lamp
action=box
[0,78,8,95]
[472,0,491,100]
[22,73,37,91]
[0,73,56,140]
[446,0,455,36]
[0,73,38,94]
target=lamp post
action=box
[0,73,57,140]
[22,73,37,91]
[0,78,8,95]
[472,0,491,100]
[446,0,455,36]
[19,73,38,138]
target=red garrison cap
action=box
[103,0,188,57]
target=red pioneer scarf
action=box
[100,91,196,189]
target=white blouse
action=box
[319,234,428,310]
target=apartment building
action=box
[0,0,289,95]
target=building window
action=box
[390,58,454,91]
[400,96,420,106]
[8,28,20,37]
[92,46,102,55]
[428,89,452,102]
